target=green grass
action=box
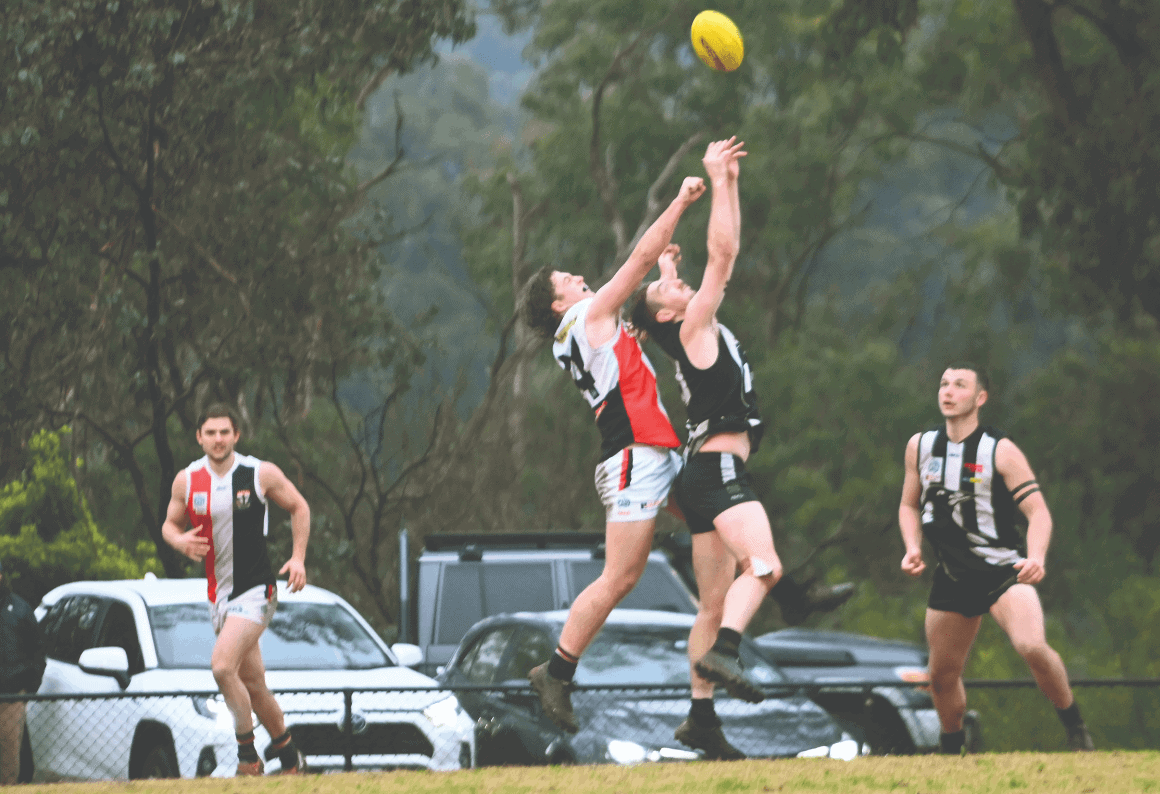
[30,753,1160,794]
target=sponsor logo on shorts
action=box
[236,489,252,509]
[192,492,208,515]
[617,497,631,507]
[641,497,664,510]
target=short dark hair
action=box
[197,403,239,432]
[522,265,561,339]
[944,361,990,392]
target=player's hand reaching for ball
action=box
[900,548,926,578]
[677,176,706,206]
[173,528,210,562]
[1014,556,1045,585]
[702,137,747,182]
[280,557,307,593]
[658,244,682,279]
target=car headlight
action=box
[191,695,234,731]
[894,666,931,691]
[422,696,461,729]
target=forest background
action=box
[2,0,1158,752]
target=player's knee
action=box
[211,656,237,683]
[602,567,644,601]
[740,556,782,589]
[1012,638,1050,663]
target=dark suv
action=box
[407,532,697,675]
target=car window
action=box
[501,628,555,683]
[149,602,390,669]
[437,562,556,646]
[436,565,483,645]
[43,596,102,665]
[482,563,554,615]
[575,625,785,686]
[457,627,514,685]
[95,601,145,675]
[568,560,695,613]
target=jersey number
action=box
[557,337,598,398]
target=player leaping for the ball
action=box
[631,138,785,757]
[520,173,707,734]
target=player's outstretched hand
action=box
[678,176,706,205]
[174,528,210,562]
[900,548,925,578]
[1013,556,1045,585]
[703,137,747,181]
[280,558,307,592]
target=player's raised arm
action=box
[586,176,705,336]
[681,138,745,353]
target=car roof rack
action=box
[423,532,606,555]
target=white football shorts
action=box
[594,445,681,523]
[211,583,278,635]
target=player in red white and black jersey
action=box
[899,364,1094,753]
[631,139,786,759]
[519,172,707,734]
[161,404,311,775]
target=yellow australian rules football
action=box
[691,10,744,72]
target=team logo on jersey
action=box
[235,490,252,509]
[923,459,943,483]
[554,317,577,344]
[192,492,208,515]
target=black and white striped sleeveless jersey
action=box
[650,320,763,456]
[917,425,1026,577]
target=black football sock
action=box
[939,729,966,754]
[547,646,579,683]
[710,627,742,659]
[1057,701,1083,729]
[237,730,259,764]
[689,698,721,727]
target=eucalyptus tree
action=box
[1,0,474,572]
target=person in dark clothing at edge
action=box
[0,560,45,785]
[898,363,1094,753]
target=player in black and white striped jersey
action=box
[898,363,1094,753]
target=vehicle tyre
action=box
[135,740,179,779]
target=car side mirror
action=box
[391,643,423,668]
[78,646,131,689]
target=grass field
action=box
[26,753,1160,794]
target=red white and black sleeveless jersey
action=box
[552,298,680,460]
[917,425,1026,578]
[650,320,763,457]
[184,454,275,604]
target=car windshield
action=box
[575,625,784,686]
[149,602,391,669]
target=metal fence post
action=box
[344,689,354,772]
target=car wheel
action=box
[135,741,179,779]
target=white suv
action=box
[29,577,474,781]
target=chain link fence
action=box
[3,679,1157,782]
